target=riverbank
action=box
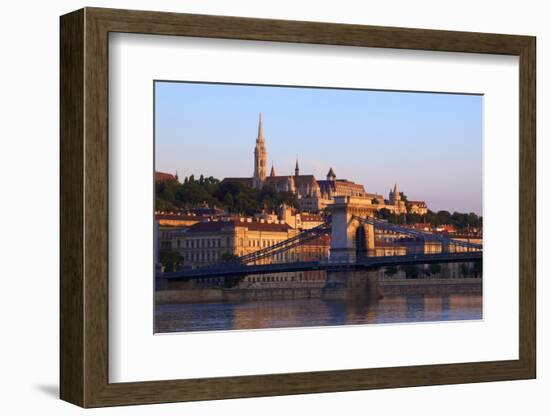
[380,278,482,296]
[155,277,481,304]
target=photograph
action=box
[153,81,483,333]
[47,3,539,410]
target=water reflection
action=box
[155,293,482,333]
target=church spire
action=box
[270,163,276,177]
[392,182,401,202]
[257,112,264,143]
[253,112,267,187]
[295,159,300,176]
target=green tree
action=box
[467,212,481,228]
[407,213,422,224]
[160,251,184,272]
[222,193,234,211]
[155,196,177,212]
[436,210,452,225]
[401,264,420,279]
[472,261,482,278]
[400,192,412,214]
[384,265,398,278]
[459,263,471,278]
[376,208,392,220]
[176,180,218,207]
[417,209,483,231]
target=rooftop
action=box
[155,171,177,182]
[155,213,201,221]
[186,218,292,233]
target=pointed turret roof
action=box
[257,112,264,143]
[270,163,276,177]
[294,159,300,176]
[327,167,336,180]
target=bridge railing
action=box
[163,251,483,279]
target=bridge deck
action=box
[163,252,482,280]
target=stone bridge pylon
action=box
[329,196,376,263]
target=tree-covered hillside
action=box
[376,207,482,231]
[156,174,297,216]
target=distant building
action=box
[411,222,432,232]
[277,205,325,230]
[317,168,367,199]
[155,171,178,183]
[155,212,201,227]
[408,200,428,215]
[435,224,457,234]
[170,217,299,266]
[188,206,226,217]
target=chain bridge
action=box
[163,196,482,281]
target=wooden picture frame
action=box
[60,7,536,408]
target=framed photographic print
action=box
[60,7,536,408]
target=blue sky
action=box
[155,81,482,215]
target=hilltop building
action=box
[155,171,178,183]
[222,113,428,215]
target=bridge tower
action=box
[329,196,375,263]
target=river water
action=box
[155,293,482,333]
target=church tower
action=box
[389,182,401,204]
[253,113,267,188]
